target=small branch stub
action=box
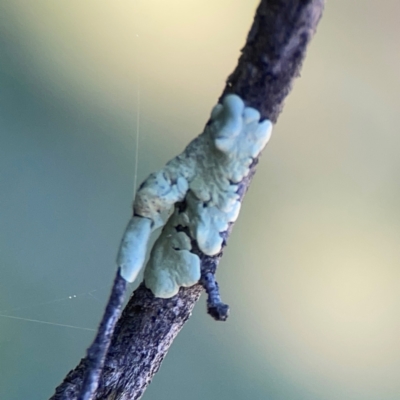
[201,272,229,321]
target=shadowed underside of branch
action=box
[51,1,325,399]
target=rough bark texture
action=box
[220,0,323,123]
[51,1,325,399]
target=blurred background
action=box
[1,1,400,399]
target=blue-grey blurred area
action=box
[1,1,400,399]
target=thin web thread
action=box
[0,44,140,327]
[0,314,95,332]
[0,287,108,331]
[133,33,141,196]
[1,31,143,337]
[0,287,106,315]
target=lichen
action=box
[117,94,273,298]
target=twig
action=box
[77,270,127,400]
[50,1,325,399]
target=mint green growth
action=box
[117,94,273,297]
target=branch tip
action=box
[200,272,230,321]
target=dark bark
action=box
[77,271,127,400]
[50,1,325,399]
[221,0,324,123]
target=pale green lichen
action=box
[144,209,201,298]
[117,94,273,298]
[116,216,152,283]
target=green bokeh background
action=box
[1,1,400,399]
